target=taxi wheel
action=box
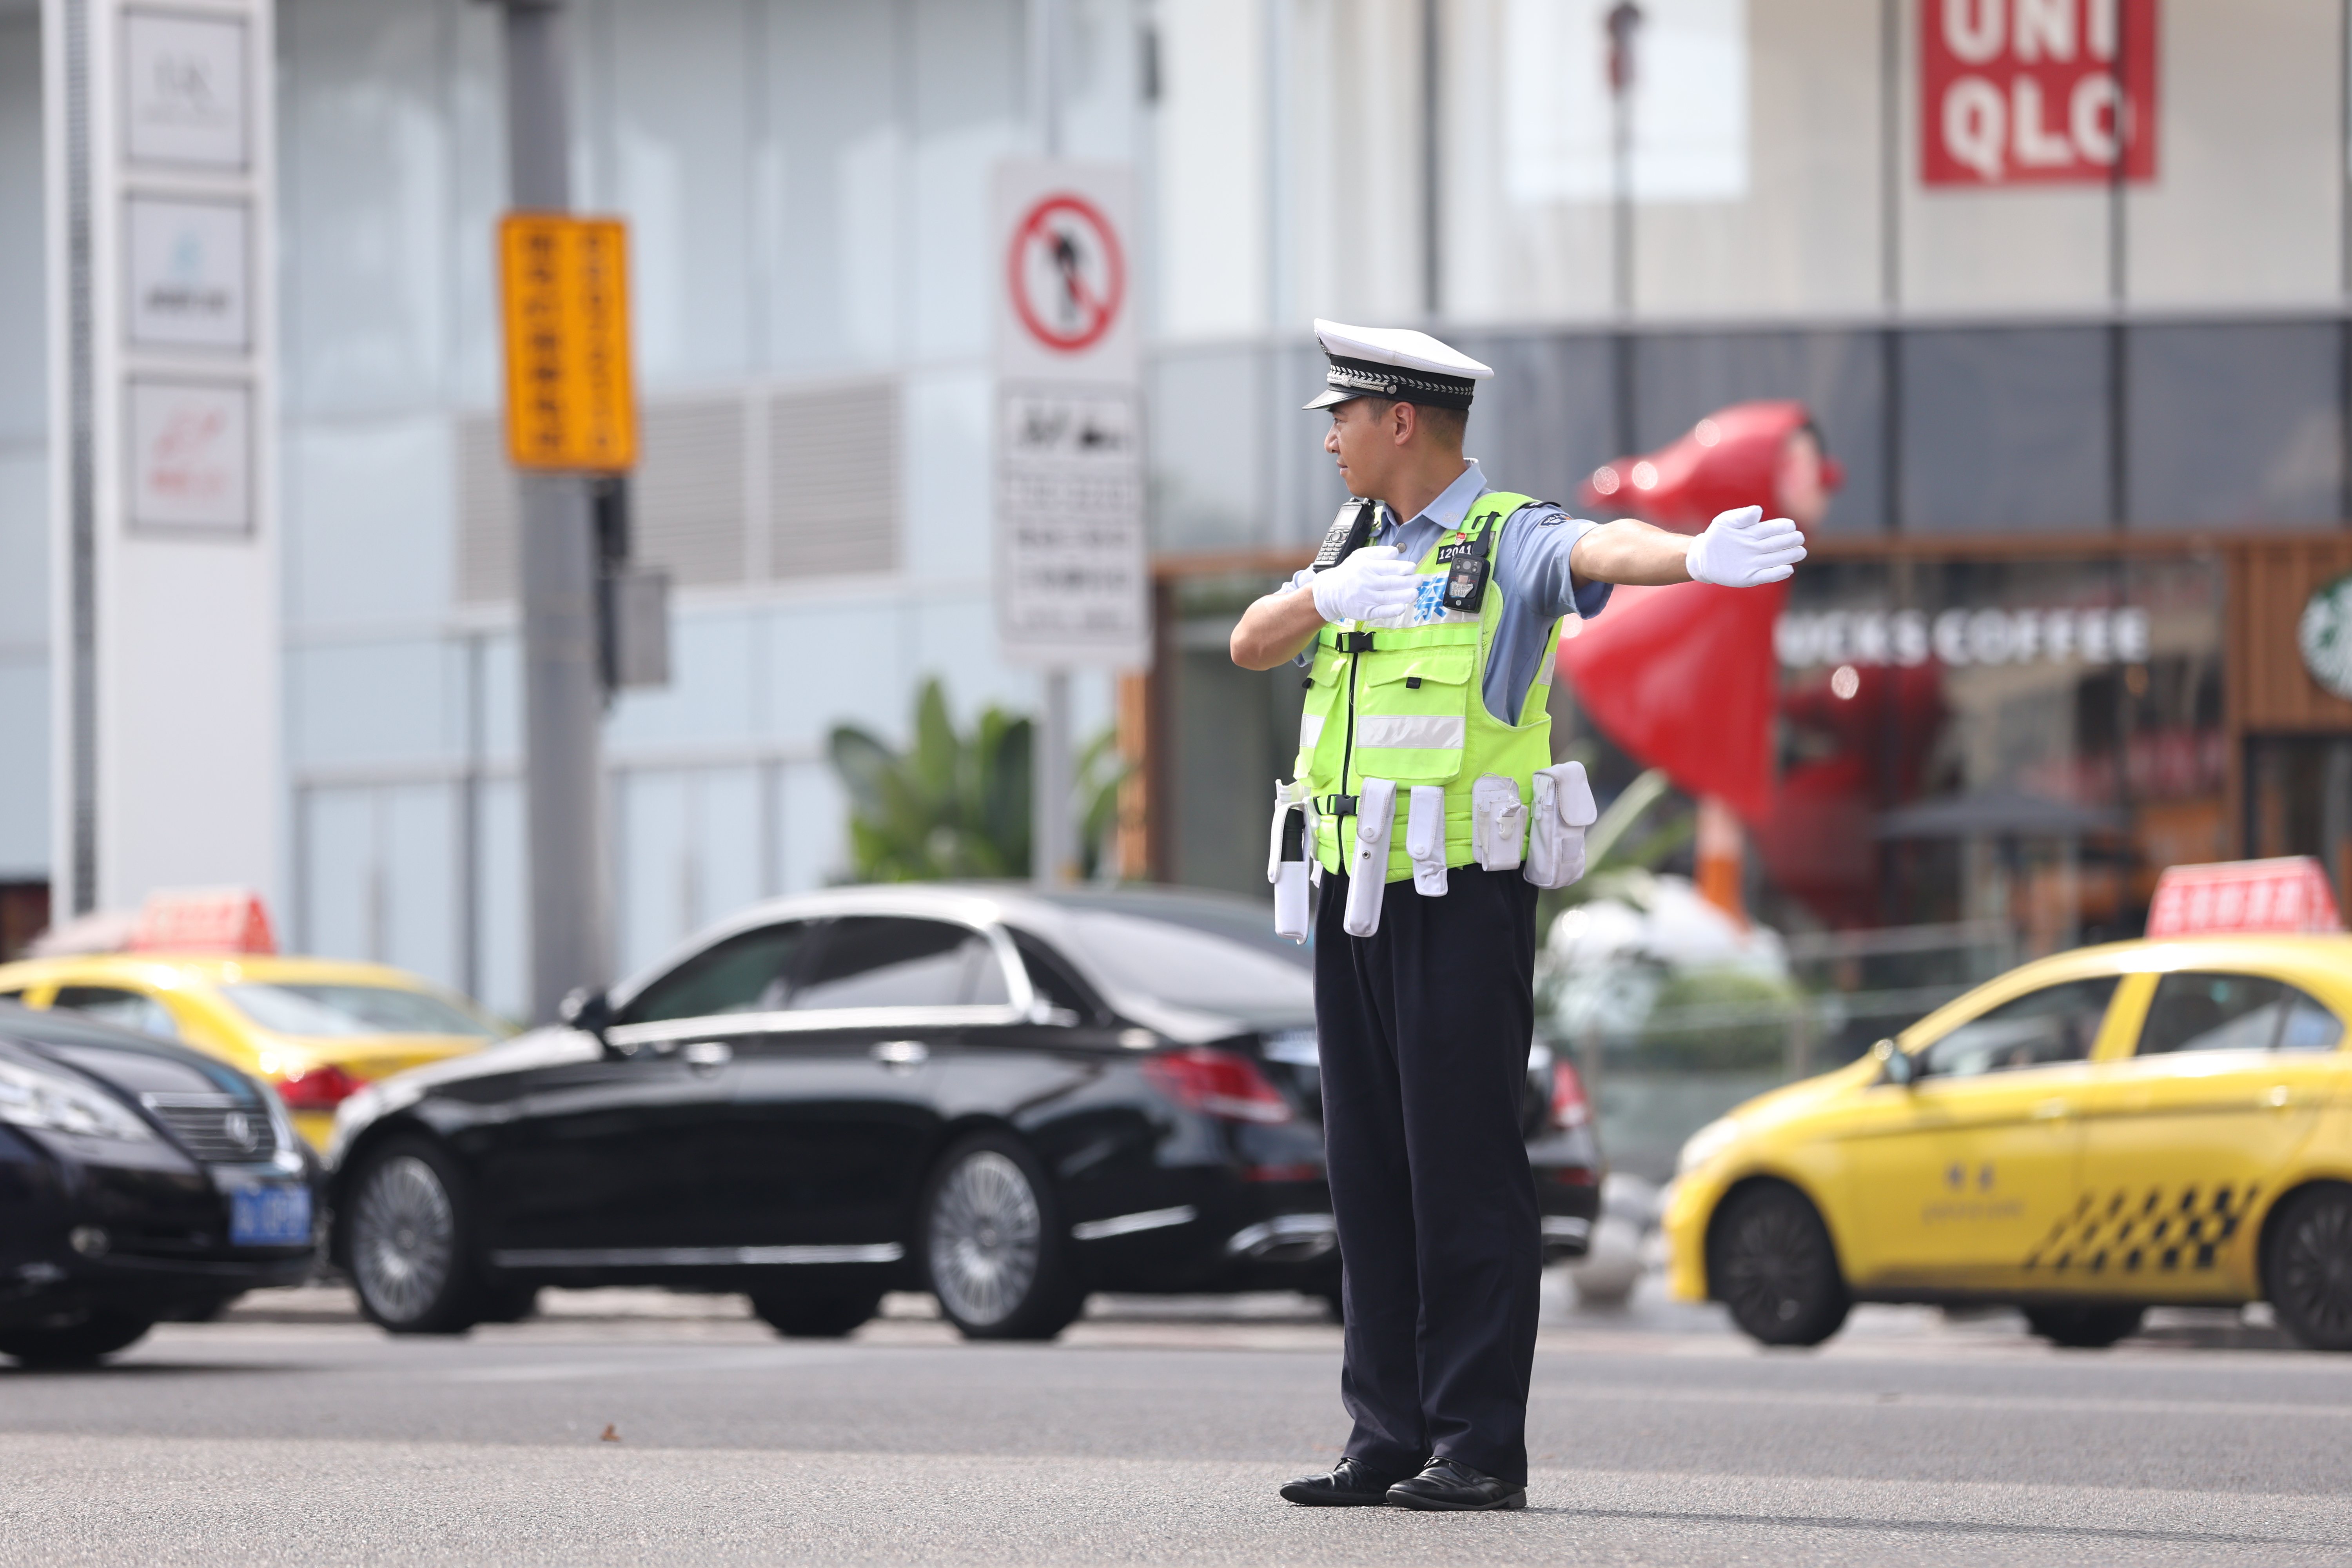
[2022,1303,2144,1348]
[2265,1185,2352,1351]
[0,1310,154,1368]
[347,1139,484,1335]
[921,1133,1084,1341]
[1711,1184,1850,1347]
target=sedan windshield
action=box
[223,984,503,1040]
[1049,909,1313,1020]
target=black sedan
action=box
[326,885,1599,1340]
[0,1002,319,1366]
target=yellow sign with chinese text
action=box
[497,214,636,471]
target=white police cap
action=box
[1305,319,1494,411]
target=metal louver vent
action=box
[455,380,899,603]
[771,379,899,578]
[456,415,519,604]
[635,397,747,587]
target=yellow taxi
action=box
[1663,934,2352,1350]
[0,954,510,1151]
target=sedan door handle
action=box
[2031,1098,2071,1121]
[681,1040,733,1072]
[871,1039,929,1068]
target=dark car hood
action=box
[0,1000,267,1106]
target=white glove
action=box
[1311,545,1420,624]
[1685,505,1807,588]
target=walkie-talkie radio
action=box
[1311,498,1378,570]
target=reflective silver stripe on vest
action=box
[1299,711,1325,750]
[1354,713,1466,751]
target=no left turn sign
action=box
[1007,192,1125,354]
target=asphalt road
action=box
[4,1285,2352,1566]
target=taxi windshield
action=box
[222,983,503,1040]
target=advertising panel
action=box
[1921,0,2157,186]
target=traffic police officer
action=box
[1229,321,1805,1511]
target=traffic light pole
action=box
[499,0,608,1022]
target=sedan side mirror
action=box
[1873,1038,1916,1087]
[560,987,613,1043]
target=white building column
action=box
[43,0,278,917]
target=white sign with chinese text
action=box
[992,160,1147,669]
[995,384,1148,666]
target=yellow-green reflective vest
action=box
[1294,491,1561,881]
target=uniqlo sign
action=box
[1922,0,2157,186]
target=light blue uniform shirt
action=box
[1294,461,1614,724]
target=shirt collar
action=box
[1378,460,1488,536]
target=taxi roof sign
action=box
[2146,858,2345,939]
[497,213,636,472]
[128,887,278,955]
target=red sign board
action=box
[1922,0,2157,186]
[129,888,278,955]
[2145,858,2345,940]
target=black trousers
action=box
[1314,862,1543,1486]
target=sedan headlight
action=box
[1676,1116,1739,1177]
[0,1059,155,1143]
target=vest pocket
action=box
[1363,645,1474,691]
[1353,646,1472,782]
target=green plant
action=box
[829,680,1033,882]
[826,678,1131,883]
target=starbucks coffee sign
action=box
[1776,605,2152,671]
[2300,573,2352,701]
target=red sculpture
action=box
[1556,401,1841,916]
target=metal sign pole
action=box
[1031,0,1072,888]
[499,0,608,1021]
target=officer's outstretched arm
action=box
[1570,505,1804,590]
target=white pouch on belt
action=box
[1266,780,1312,942]
[1405,785,1448,897]
[1524,761,1599,890]
[1470,773,1526,872]
[1343,778,1397,937]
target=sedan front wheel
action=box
[347,1140,483,1335]
[921,1134,1083,1341]
[0,1310,154,1368]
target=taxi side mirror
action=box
[1874,1038,1916,1087]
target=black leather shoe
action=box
[1279,1456,1407,1506]
[1385,1457,1527,1511]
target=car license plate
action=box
[230,1184,312,1247]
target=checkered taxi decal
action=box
[2022,1185,2255,1276]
